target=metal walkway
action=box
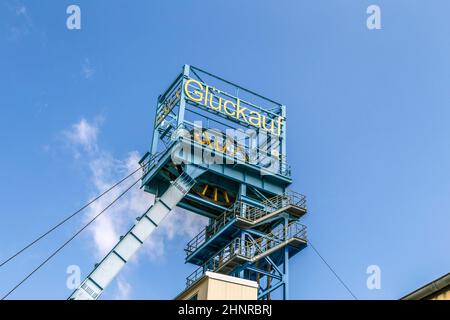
[185,191,307,264]
[186,220,307,288]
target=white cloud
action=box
[5,2,33,40]
[83,149,207,262]
[62,118,208,297]
[141,207,207,261]
[83,150,154,259]
[64,118,100,155]
[114,276,132,300]
[81,59,95,79]
[16,5,28,18]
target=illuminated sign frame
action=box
[155,85,181,127]
[183,79,284,136]
[150,65,289,178]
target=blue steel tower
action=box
[69,65,307,300]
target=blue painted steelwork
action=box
[141,65,308,300]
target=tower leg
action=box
[283,246,289,300]
[283,216,289,300]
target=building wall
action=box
[180,278,209,300]
[429,287,450,300]
[206,277,257,300]
[176,272,258,300]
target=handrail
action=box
[185,221,307,287]
[239,190,307,222]
[185,191,307,256]
[140,151,165,177]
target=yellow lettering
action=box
[235,99,248,123]
[262,115,275,134]
[249,111,262,128]
[276,116,283,136]
[204,85,209,106]
[184,78,284,136]
[184,79,204,102]
[209,89,222,111]
[223,100,236,117]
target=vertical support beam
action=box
[283,215,289,300]
[239,183,247,278]
[280,104,287,180]
[177,64,190,127]
[150,97,162,155]
[238,183,247,218]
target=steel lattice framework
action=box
[69,65,308,300]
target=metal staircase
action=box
[182,190,308,299]
[185,191,307,259]
[186,221,307,287]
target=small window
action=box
[189,293,198,300]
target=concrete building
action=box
[176,272,258,300]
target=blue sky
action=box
[1,0,450,300]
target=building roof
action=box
[401,273,450,300]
